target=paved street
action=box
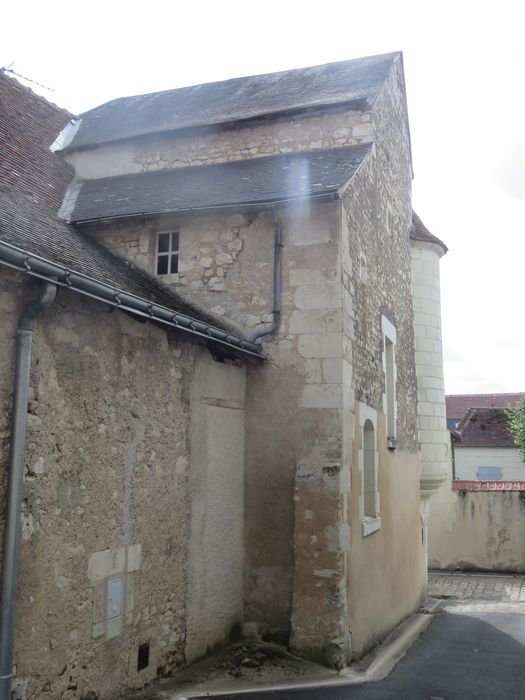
[428,569,525,603]
[189,572,525,700]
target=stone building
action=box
[0,52,449,700]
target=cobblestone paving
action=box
[428,570,525,609]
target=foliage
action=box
[506,398,525,463]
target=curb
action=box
[173,598,442,698]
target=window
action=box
[156,231,179,276]
[381,316,397,446]
[478,467,502,481]
[358,402,381,537]
[363,420,377,518]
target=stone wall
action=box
[341,56,425,658]
[410,240,449,498]
[66,107,372,180]
[186,352,246,661]
[429,476,525,572]
[242,202,345,647]
[0,269,246,700]
[60,53,429,669]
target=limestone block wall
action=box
[454,447,525,481]
[240,202,348,655]
[0,269,246,700]
[65,107,372,180]
[410,240,449,499]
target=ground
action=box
[122,572,525,700]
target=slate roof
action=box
[446,393,525,422]
[56,52,400,153]
[411,212,447,253]
[63,143,372,223]
[0,70,256,350]
[456,407,517,448]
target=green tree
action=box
[507,397,525,463]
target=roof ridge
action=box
[81,52,401,116]
[0,68,73,120]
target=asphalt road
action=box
[193,607,525,700]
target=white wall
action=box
[410,240,449,499]
[455,446,525,481]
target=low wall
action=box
[428,480,525,572]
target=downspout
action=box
[0,281,57,700]
[248,211,283,343]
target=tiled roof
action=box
[0,70,256,352]
[446,393,525,421]
[411,212,447,253]
[63,144,372,223]
[456,407,517,448]
[56,52,399,152]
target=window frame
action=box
[358,402,381,537]
[381,315,398,448]
[155,230,180,282]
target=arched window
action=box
[363,419,377,518]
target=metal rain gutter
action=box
[0,241,264,360]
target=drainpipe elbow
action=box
[19,281,57,331]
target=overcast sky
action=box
[2,0,524,394]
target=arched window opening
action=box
[363,419,377,518]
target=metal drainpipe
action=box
[0,281,57,700]
[248,212,283,343]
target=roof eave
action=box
[0,239,265,360]
[69,190,341,226]
[56,97,373,156]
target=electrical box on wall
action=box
[106,576,124,638]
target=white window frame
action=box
[155,231,180,283]
[358,401,381,537]
[381,315,397,447]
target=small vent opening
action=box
[137,642,150,671]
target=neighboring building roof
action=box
[410,212,447,253]
[63,144,372,223]
[456,407,517,448]
[56,52,399,153]
[446,393,525,422]
[0,70,263,358]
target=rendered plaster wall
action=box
[428,473,525,572]
[454,447,525,481]
[65,107,372,180]
[0,269,244,700]
[348,412,422,656]
[341,56,425,658]
[186,351,246,661]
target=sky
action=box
[2,0,524,394]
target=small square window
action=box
[478,467,502,481]
[156,231,179,277]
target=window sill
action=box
[158,273,180,285]
[362,516,382,538]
